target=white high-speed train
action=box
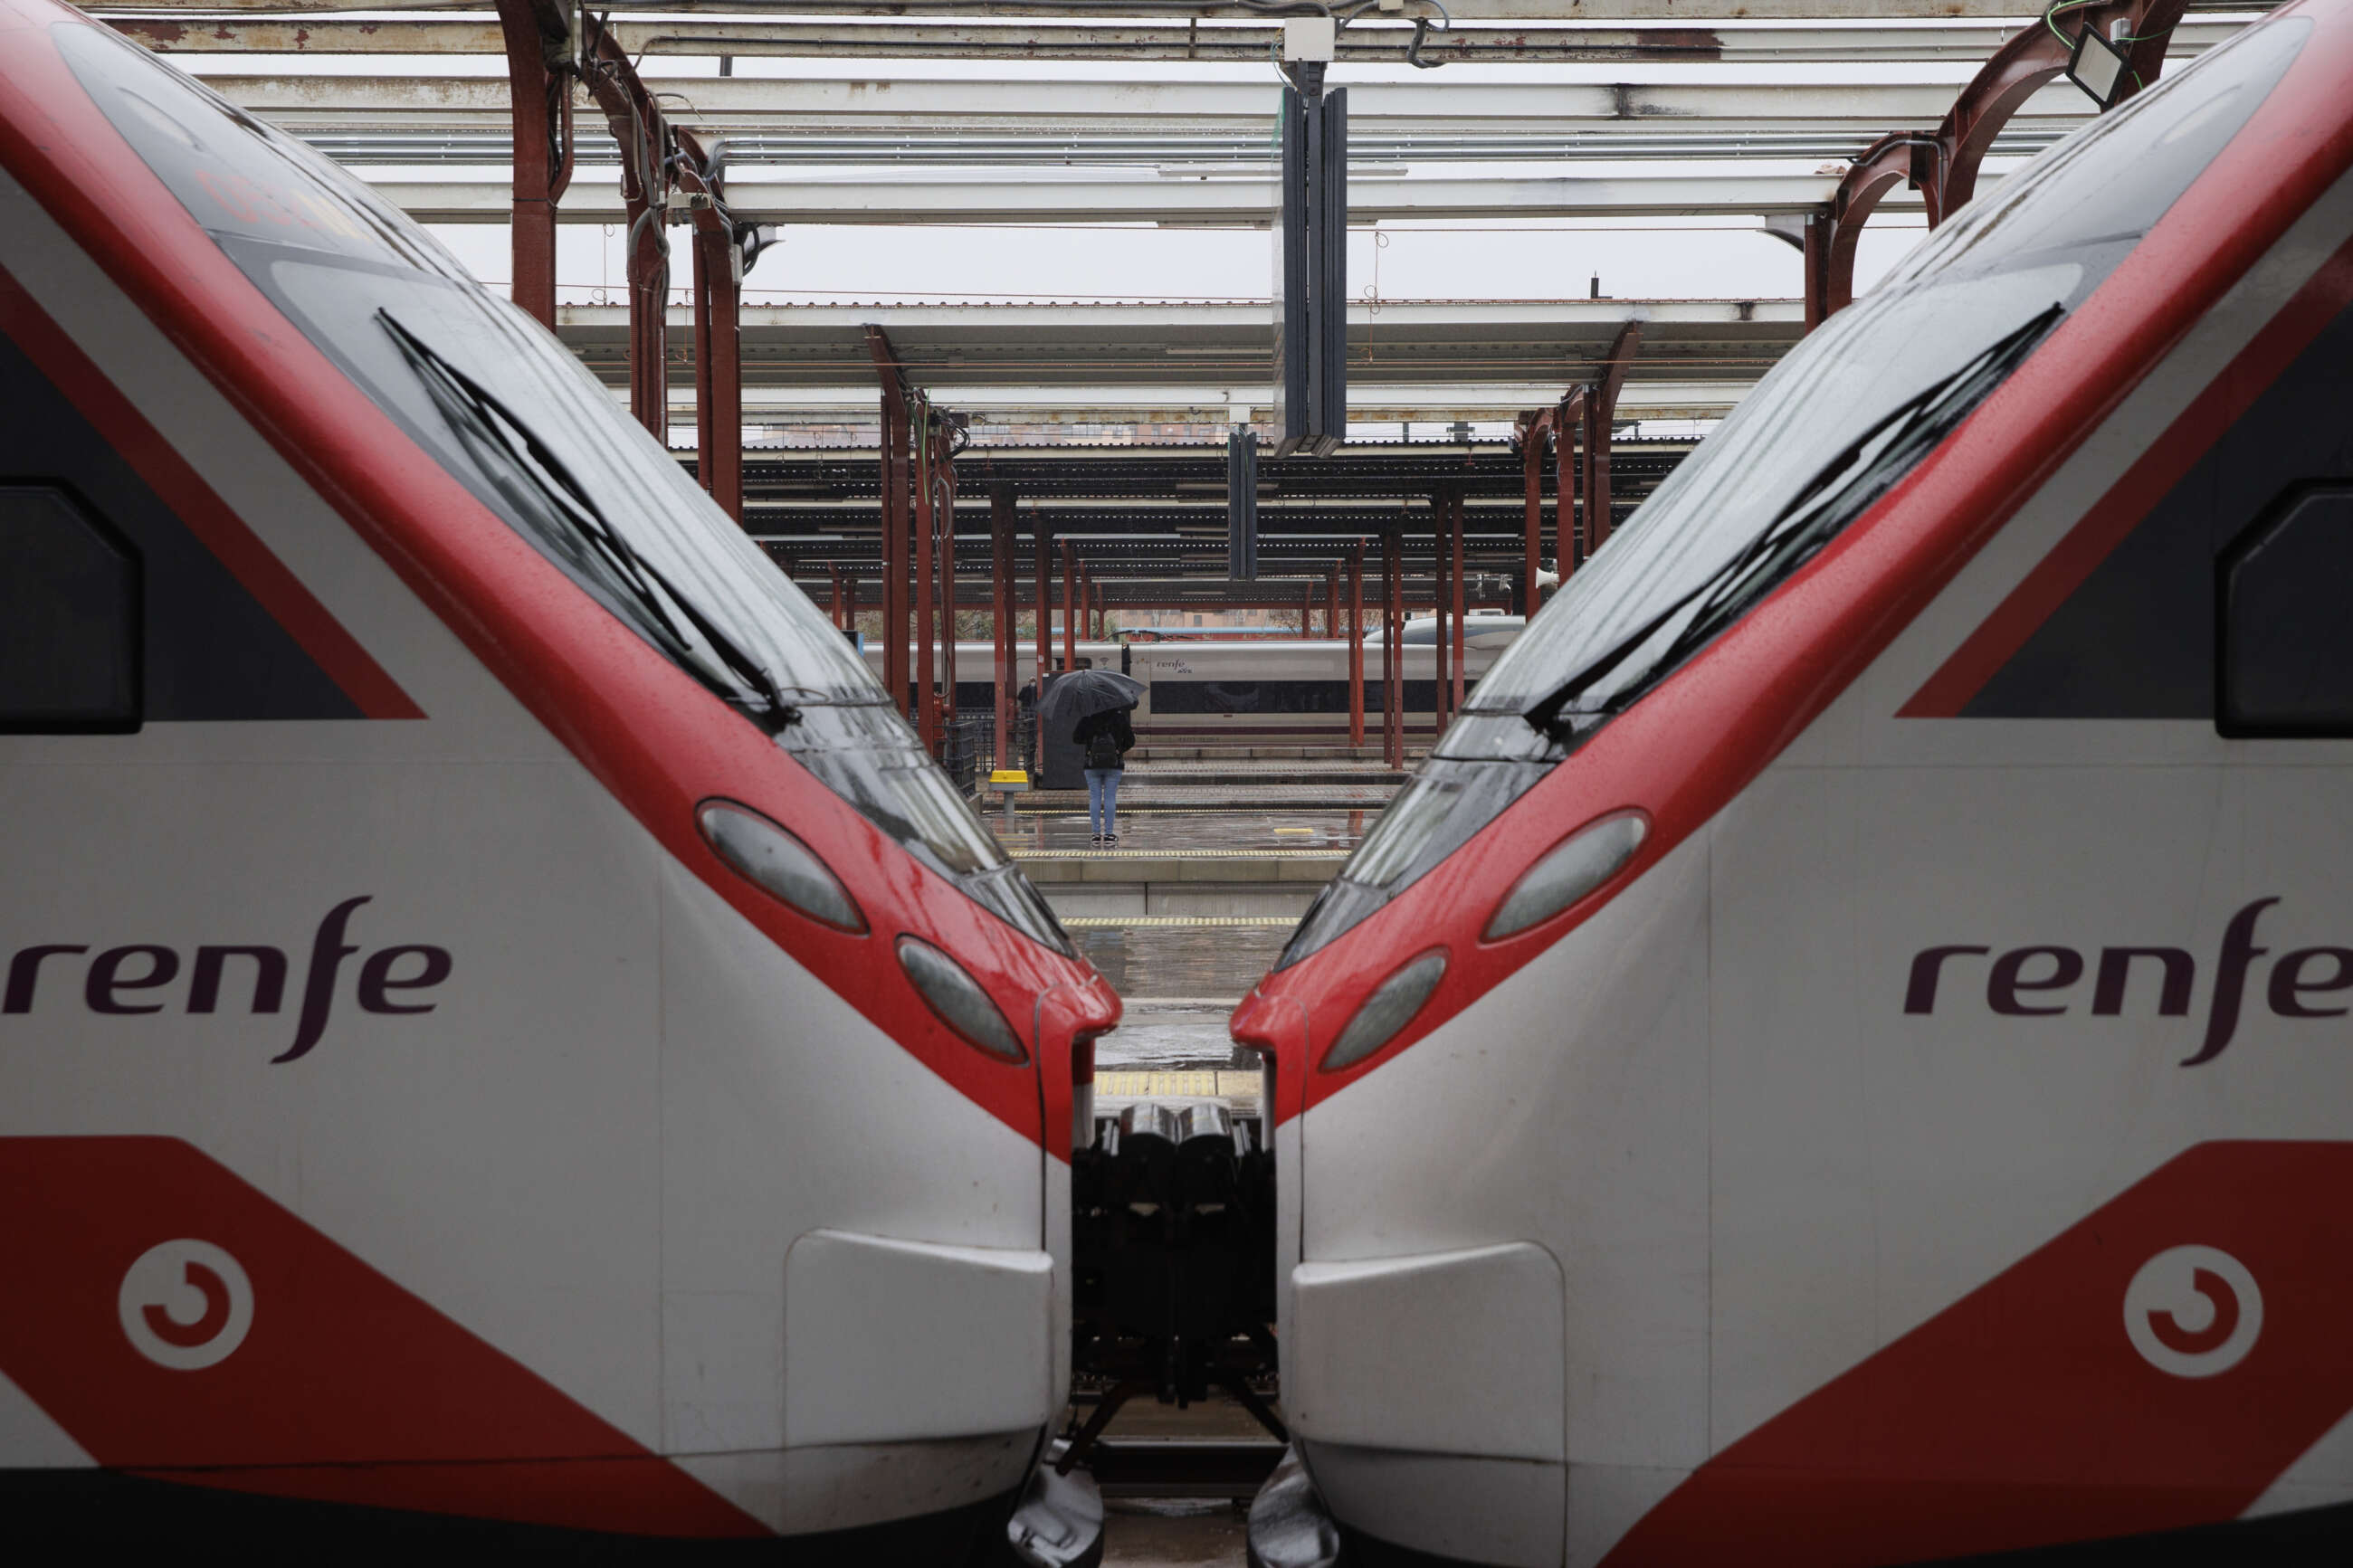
[1238,5,2353,1563]
[0,4,1112,1554]
[866,616,1526,742]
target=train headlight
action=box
[698,799,867,933]
[1322,950,1447,1072]
[1485,813,1647,941]
[898,936,1030,1064]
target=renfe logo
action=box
[2124,1246,2262,1378]
[1,896,450,1064]
[118,1239,254,1370]
[1904,898,2350,1066]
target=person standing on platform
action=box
[1075,705,1134,846]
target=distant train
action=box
[864,615,1527,739]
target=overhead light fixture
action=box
[2066,24,2132,110]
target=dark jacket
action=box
[1073,708,1135,772]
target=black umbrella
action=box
[1037,669,1144,728]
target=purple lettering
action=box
[358,946,451,1014]
[4,945,88,1013]
[2269,947,2353,1020]
[189,946,288,1014]
[275,896,370,1065]
[1989,946,2084,1016]
[1905,946,1990,1014]
[2092,947,2195,1017]
[2184,897,2278,1068]
[86,946,180,1015]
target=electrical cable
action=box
[2043,0,2108,47]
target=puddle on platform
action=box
[1097,1007,1253,1071]
[1071,926,1289,1009]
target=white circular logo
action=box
[2123,1245,2262,1378]
[119,1240,254,1371]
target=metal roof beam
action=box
[105,15,2248,63]
[650,384,1762,419]
[209,72,2094,131]
[363,170,1919,223]
[84,0,2278,23]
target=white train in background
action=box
[865,614,1527,740]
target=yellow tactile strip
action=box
[1062,916,1297,928]
[1094,1070,1262,1099]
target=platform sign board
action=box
[1277,85,1347,457]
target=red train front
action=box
[0,1,1113,1554]
[1237,5,2353,1563]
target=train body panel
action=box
[0,4,1107,1548]
[1238,8,2353,1563]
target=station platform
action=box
[1007,759,1403,813]
[995,803,1369,994]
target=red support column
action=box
[828,563,843,630]
[1449,491,1466,714]
[1382,528,1403,769]
[1586,321,1642,557]
[1062,539,1078,674]
[1558,390,1582,576]
[882,400,910,717]
[940,445,958,722]
[913,404,938,752]
[1034,511,1052,689]
[1433,499,1451,730]
[991,486,1015,773]
[1327,562,1340,641]
[1802,211,1833,335]
[582,19,672,440]
[687,212,742,521]
[1519,412,1546,615]
[674,127,738,521]
[1581,392,1605,560]
[495,0,570,329]
[1348,540,1365,750]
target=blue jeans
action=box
[1085,769,1121,838]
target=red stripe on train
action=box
[1604,1141,2353,1564]
[0,1136,765,1537]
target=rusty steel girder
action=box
[491,0,570,330]
[1817,0,2190,318]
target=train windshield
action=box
[1279,15,2306,969]
[60,23,1072,956]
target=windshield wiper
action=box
[1522,304,2061,739]
[377,310,797,731]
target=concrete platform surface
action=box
[993,812,1370,854]
[1015,782,1397,811]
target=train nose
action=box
[1272,1241,1568,1568]
[1239,978,1567,1567]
